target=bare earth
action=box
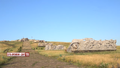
[1,41,81,68]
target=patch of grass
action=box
[30,41,33,44]
[38,50,66,57]
[36,47,45,50]
[31,43,38,50]
[35,45,120,68]
[0,41,22,66]
[17,46,22,52]
[0,56,16,66]
[32,48,35,50]
[32,61,38,66]
[48,41,70,48]
[99,62,108,68]
[62,54,120,68]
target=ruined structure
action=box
[34,40,45,43]
[37,40,47,47]
[45,43,53,50]
[29,39,35,42]
[39,40,45,43]
[38,43,48,47]
[67,38,117,53]
[45,44,66,50]
[2,40,8,42]
[21,38,29,42]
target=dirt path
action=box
[1,41,81,68]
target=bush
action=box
[36,47,44,50]
[99,62,108,68]
[32,48,35,50]
[18,46,22,52]
[62,57,65,61]
[59,54,62,57]
[0,56,14,66]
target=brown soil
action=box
[1,41,82,68]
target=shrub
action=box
[59,54,62,57]
[18,46,22,52]
[99,62,108,68]
[62,57,65,61]
[36,47,44,50]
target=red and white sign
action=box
[25,52,30,57]
[7,52,30,57]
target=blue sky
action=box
[0,0,120,45]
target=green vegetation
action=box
[49,41,70,48]
[32,61,38,66]
[0,41,23,66]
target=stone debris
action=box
[67,38,117,53]
[34,40,45,43]
[33,40,38,43]
[38,43,49,47]
[45,44,66,50]
[21,38,29,42]
[45,43,53,50]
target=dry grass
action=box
[31,41,120,68]
[0,44,13,52]
[31,42,38,49]
[35,41,120,68]
[0,41,23,65]
[38,50,120,68]
[63,46,120,68]
[49,41,70,48]
[38,50,66,57]
[61,54,120,68]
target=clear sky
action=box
[0,0,120,45]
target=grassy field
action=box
[0,41,23,65]
[31,42,120,68]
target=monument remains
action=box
[67,38,117,53]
